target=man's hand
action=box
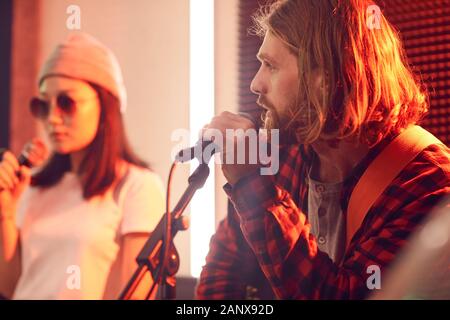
[201,111,261,185]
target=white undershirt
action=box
[307,175,346,265]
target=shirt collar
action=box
[296,133,397,212]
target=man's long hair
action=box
[252,0,428,146]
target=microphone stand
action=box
[119,162,210,300]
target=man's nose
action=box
[250,68,267,95]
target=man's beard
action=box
[258,96,300,146]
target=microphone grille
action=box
[19,140,49,168]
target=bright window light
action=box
[189,0,215,278]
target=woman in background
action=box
[0,33,165,299]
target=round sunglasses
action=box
[29,93,97,119]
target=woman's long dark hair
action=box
[32,82,149,199]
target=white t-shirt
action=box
[13,166,165,300]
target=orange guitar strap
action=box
[346,126,443,249]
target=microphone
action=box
[175,112,259,163]
[17,152,33,168]
[0,148,34,168]
[17,139,48,169]
[0,139,48,182]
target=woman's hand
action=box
[0,151,32,217]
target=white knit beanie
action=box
[38,32,127,113]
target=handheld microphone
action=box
[175,112,259,163]
[17,152,33,168]
[18,140,47,169]
[0,139,48,181]
[0,148,33,168]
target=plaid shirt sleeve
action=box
[196,206,257,299]
[223,144,450,299]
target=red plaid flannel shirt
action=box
[197,134,450,299]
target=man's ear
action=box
[308,69,330,108]
[311,69,329,93]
